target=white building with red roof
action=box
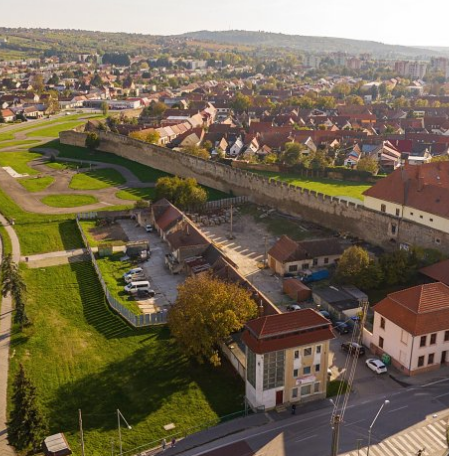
[242,309,334,410]
[371,282,449,375]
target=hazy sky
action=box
[3,0,449,47]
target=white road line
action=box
[426,424,446,445]
[377,442,395,456]
[294,434,318,443]
[415,428,441,449]
[396,435,417,453]
[383,440,405,456]
[386,405,408,414]
[435,391,449,399]
[344,418,366,426]
[421,377,449,387]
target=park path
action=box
[0,215,20,456]
[21,248,89,268]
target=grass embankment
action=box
[0,151,42,175]
[0,139,41,149]
[41,194,99,208]
[116,188,156,201]
[252,170,371,200]
[27,121,87,137]
[18,176,55,192]
[8,263,244,456]
[69,168,126,190]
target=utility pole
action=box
[263,235,268,268]
[330,414,342,456]
[79,409,85,456]
[229,203,234,239]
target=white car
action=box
[122,267,143,279]
[366,358,387,374]
[145,224,154,232]
[286,304,301,312]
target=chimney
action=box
[258,300,264,317]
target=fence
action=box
[187,196,248,214]
[76,215,167,327]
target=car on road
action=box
[287,304,301,311]
[145,224,154,232]
[341,342,365,356]
[334,321,351,334]
[366,358,387,374]
[130,289,155,300]
[124,280,152,295]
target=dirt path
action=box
[0,216,20,456]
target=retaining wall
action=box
[60,130,449,254]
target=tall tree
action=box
[85,132,100,150]
[168,274,258,366]
[100,101,109,116]
[155,176,207,209]
[8,365,48,451]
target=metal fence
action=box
[187,196,248,214]
[76,215,167,327]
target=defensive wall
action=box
[60,130,449,254]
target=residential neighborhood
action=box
[1,18,449,456]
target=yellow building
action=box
[242,309,334,411]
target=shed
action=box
[126,240,150,259]
[43,433,72,456]
[312,286,360,321]
[283,278,311,302]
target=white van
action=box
[124,280,151,295]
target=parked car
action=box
[301,269,330,284]
[366,358,387,374]
[131,289,155,300]
[145,224,154,232]
[319,310,332,321]
[286,304,301,311]
[124,273,146,284]
[124,280,151,295]
[334,321,351,334]
[123,267,143,279]
[341,342,365,356]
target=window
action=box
[303,366,311,375]
[293,369,299,377]
[381,204,386,213]
[300,385,312,396]
[304,347,312,357]
[445,331,449,342]
[247,348,257,388]
[294,350,300,359]
[302,263,309,270]
[324,257,329,264]
[315,364,321,373]
[391,224,397,235]
[263,350,285,390]
[316,345,322,354]
[436,238,441,245]
[430,333,437,345]
[313,258,318,266]
[379,336,384,349]
[380,317,385,330]
[428,353,435,365]
[292,388,298,398]
[420,336,427,347]
[420,215,423,219]
[410,212,414,216]
[418,356,425,367]
[288,264,298,272]
[430,218,433,222]
[396,208,400,216]
[314,382,321,393]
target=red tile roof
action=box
[420,259,449,286]
[374,283,449,335]
[363,162,449,219]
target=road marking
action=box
[294,434,318,443]
[421,377,449,387]
[386,405,408,413]
[435,391,449,399]
[344,418,366,426]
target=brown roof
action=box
[243,309,334,354]
[268,236,343,263]
[420,259,449,286]
[152,200,183,232]
[374,282,449,336]
[363,162,449,219]
[166,223,208,250]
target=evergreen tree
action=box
[8,365,48,451]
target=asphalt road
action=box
[180,377,449,456]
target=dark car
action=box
[130,289,155,300]
[334,321,351,334]
[341,342,365,356]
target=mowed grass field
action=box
[0,151,42,175]
[41,194,99,208]
[18,176,55,192]
[8,263,244,456]
[69,168,126,190]
[0,139,41,149]
[252,170,372,200]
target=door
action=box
[441,351,447,365]
[275,390,284,406]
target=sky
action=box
[2,0,449,48]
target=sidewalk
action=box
[389,363,449,388]
[20,248,88,268]
[0,215,20,456]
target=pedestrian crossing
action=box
[341,418,448,456]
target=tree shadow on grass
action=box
[59,219,84,250]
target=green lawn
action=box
[96,254,143,315]
[0,151,42,175]
[0,225,12,257]
[18,176,55,192]
[27,121,87,137]
[0,139,41,149]
[0,132,15,141]
[70,168,126,190]
[116,188,156,201]
[41,194,99,208]
[45,161,87,171]
[327,380,350,397]
[8,263,244,456]
[252,171,372,200]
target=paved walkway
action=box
[0,215,20,456]
[21,248,88,268]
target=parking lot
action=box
[118,219,184,313]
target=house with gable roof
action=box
[370,283,449,375]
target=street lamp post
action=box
[366,400,390,456]
[117,409,132,456]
